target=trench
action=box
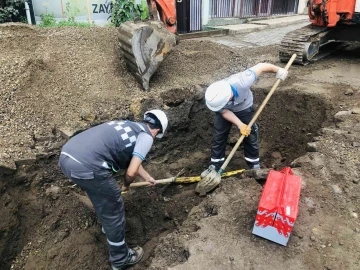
[0,89,331,270]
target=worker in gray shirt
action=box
[58,110,168,270]
[204,63,288,172]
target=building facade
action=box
[30,0,304,32]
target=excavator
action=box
[118,0,178,90]
[279,0,360,64]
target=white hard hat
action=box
[144,109,168,138]
[205,80,232,112]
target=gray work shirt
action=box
[222,69,257,112]
[61,120,153,173]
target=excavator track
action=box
[279,24,329,65]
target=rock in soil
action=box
[306,142,318,152]
[344,88,354,95]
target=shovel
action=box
[195,54,297,196]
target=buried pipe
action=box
[129,169,246,187]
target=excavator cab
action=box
[118,0,178,90]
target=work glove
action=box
[201,165,216,179]
[276,68,288,81]
[239,123,251,137]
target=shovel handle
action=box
[219,54,297,174]
[129,177,175,187]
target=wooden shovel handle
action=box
[129,177,175,187]
[219,54,297,173]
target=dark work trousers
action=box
[58,154,130,268]
[210,106,260,170]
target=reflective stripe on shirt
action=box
[61,152,83,164]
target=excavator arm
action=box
[148,0,177,33]
[118,0,178,90]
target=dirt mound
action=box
[0,24,253,175]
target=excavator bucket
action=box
[118,20,178,90]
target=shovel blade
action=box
[195,170,221,196]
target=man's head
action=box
[205,81,232,112]
[143,109,168,138]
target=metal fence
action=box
[210,0,299,18]
[190,0,202,31]
[210,0,233,17]
[272,0,299,15]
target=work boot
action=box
[103,225,130,234]
[200,165,216,178]
[111,247,144,270]
[251,164,261,170]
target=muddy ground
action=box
[0,23,359,270]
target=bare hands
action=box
[146,177,156,186]
[121,184,130,192]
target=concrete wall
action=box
[297,0,308,14]
[31,0,142,25]
[356,0,360,12]
[202,0,210,27]
[31,0,112,25]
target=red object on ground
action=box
[252,167,302,246]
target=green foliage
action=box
[39,12,56,27]
[139,0,149,21]
[111,0,149,27]
[39,2,93,28]
[64,2,79,24]
[0,0,25,23]
[57,20,93,27]
[19,14,27,23]
[105,21,115,27]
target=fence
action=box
[190,0,202,31]
[210,0,299,18]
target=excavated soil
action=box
[0,24,359,270]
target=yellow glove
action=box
[239,124,251,137]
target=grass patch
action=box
[39,2,94,28]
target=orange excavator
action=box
[279,0,360,64]
[118,0,178,90]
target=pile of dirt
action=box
[0,23,253,175]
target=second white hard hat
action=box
[144,109,168,138]
[205,80,232,112]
